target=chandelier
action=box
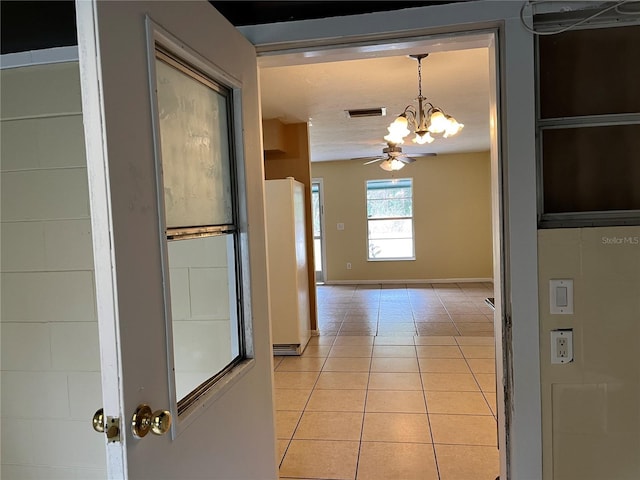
[384,53,463,147]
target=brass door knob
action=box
[150,409,172,435]
[131,404,172,438]
[92,408,105,433]
[92,408,120,442]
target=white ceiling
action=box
[259,43,491,163]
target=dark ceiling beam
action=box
[1,1,462,55]
[209,1,452,26]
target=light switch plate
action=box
[550,279,573,314]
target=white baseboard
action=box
[323,278,493,285]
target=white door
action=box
[76,1,277,479]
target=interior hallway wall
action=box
[1,61,106,478]
[538,226,640,480]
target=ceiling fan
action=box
[358,143,436,171]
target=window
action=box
[366,178,414,260]
[154,49,246,414]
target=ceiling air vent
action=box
[345,107,386,118]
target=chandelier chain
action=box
[417,57,423,98]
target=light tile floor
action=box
[275,283,499,480]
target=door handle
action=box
[92,408,105,433]
[92,408,121,443]
[131,404,172,438]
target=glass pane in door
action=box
[155,51,244,409]
[156,56,233,228]
[167,235,240,400]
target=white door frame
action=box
[311,177,327,283]
[241,3,541,479]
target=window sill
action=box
[171,358,255,439]
[367,257,416,262]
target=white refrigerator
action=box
[265,178,312,355]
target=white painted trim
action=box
[243,4,542,479]
[239,2,522,47]
[0,46,79,69]
[74,1,126,478]
[325,278,493,285]
[487,30,507,476]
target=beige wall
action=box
[311,151,493,282]
[538,226,640,480]
[1,62,106,478]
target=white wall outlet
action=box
[346,262,352,270]
[337,223,345,230]
[551,329,573,364]
[550,279,573,314]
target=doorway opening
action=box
[311,179,326,284]
[259,29,506,480]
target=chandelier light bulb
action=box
[413,132,434,145]
[427,110,448,134]
[384,116,410,145]
[443,116,464,138]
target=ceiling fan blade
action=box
[399,156,416,164]
[362,157,384,165]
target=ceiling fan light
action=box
[379,158,405,171]
[384,116,410,144]
[413,132,434,145]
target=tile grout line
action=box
[277,336,334,472]
[352,283,380,480]
[417,338,445,480]
[456,333,499,420]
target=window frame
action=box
[153,47,250,420]
[365,178,416,262]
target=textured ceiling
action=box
[209,1,490,164]
[259,47,491,163]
